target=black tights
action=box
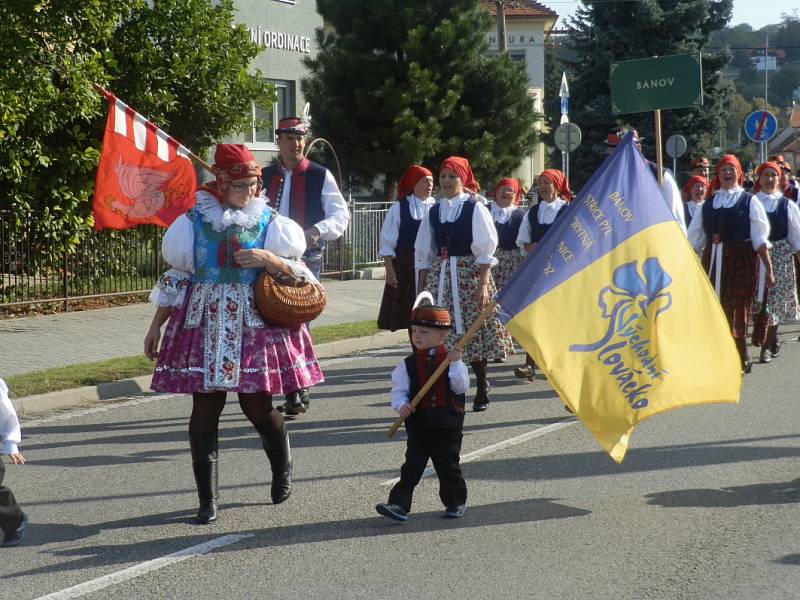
[189,391,284,436]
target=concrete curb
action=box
[12,330,407,418]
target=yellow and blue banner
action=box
[496,133,741,463]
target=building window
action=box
[250,80,295,148]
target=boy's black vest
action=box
[403,352,465,432]
[262,158,327,230]
[494,208,525,250]
[528,202,567,243]
[766,197,790,242]
[397,197,424,250]
[702,192,753,243]
[430,201,475,257]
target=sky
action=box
[549,1,792,31]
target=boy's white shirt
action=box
[389,354,470,413]
[0,378,21,455]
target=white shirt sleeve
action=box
[264,214,307,259]
[0,378,21,455]
[448,359,470,395]
[378,202,402,257]
[787,200,800,252]
[161,214,195,273]
[687,206,706,252]
[749,197,771,250]
[314,170,350,240]
[471,201,499,266]
[414,208,437,269]
[389,362,411,414]
[661,171,687,235]
[516,208,533,248]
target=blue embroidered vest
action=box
[430,201,475,258]
[397,197,423,250]
[702,192,752,243]
[767,197,789,242]
[495,209,524,250]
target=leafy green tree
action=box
[1,0,273,244]
[302,0,539,198]
[563,0,735,188]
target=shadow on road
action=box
[645,478,800,508]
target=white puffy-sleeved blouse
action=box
[687,186,771,253]
[378,195,434,258]
[0,378,21,456]
[150,192,308,307]
[414,193,499,269]
[757,191,800,252]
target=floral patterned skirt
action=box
[752,239,800,326]
[424,255,514,363]
[492,247,525,293]
[151,282,324,394]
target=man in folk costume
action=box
[769,155,799,202]
[690,157,711,180]
[687,154,774,373]
[261,117,350,416]
[605,128,687,234]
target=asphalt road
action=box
[3,336,800,600]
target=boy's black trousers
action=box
[0,460,23,536]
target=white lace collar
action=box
[195,191,268,232]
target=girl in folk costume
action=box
[681,175,708,226]
[687,154,774,374]
[490,178,526,291]
[513,168,571,380]
[144,144,323,524]
[750,162,800,363]
[415,157,513,412]
[377,166,435,331]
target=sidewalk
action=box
[0,278,407,414]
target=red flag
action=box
[92,91,196,229]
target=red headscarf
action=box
[493,177,521,206]
[397,165,433,199]
[681,175,709,201]
[753,162,783,193]
[200,144,262,200]
[439,156,479,192]
[709,154,743,194]
[539,168,573,201]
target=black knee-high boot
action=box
[189,432,218,524]
[735,336,751,374]
[259,423,292,504]
[471,360,490,412]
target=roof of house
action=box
[479,0,557,19]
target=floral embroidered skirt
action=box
[491,247,525,293]
[424,255,514,363]
[377,247,417,331]
[752,239,800,326]
[702,241,757,338]
[151,282,324,394]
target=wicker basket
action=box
[254,271,326,328]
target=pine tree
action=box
[302,0,539,198]
[563,0,734,188]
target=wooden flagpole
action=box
[387,299,499,438]
[92,83,214,174]
[654,109,664,186]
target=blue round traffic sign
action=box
[744,110,778,142]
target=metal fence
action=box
[1,200,390,309]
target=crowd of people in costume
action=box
[4,119,800,542]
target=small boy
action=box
[0,378,28,547]
[376,304,470,521]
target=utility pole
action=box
[496,1,507,52]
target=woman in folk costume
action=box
[415,156,513,412]
[490,177,526,291]
[687,154,774,374]
[513,168,571,380]
[144,144,323,524]
[681,175,708,226]
[750,162,800,363]
[377,165,435,331]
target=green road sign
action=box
[610,53,703,115]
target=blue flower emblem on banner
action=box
[570,258,673,353]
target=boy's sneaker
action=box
[444,505,466,519]
[2,512,29,547]
[376,503,408,522]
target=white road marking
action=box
[32,533,254,600]
[380,418,578,486]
